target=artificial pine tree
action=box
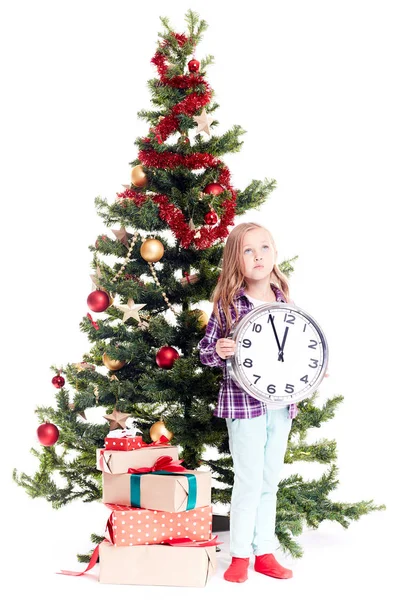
[13,10,383,560]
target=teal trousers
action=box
[226,408,292,557]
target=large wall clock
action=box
[227,302,329,406]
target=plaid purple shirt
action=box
[198,286,298,419]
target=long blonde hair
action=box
[212,222,290,333]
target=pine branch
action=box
[235,178,277,213]
[286,438,338,464]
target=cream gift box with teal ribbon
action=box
[102,469,212,512]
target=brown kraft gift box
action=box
[96,445,179,474]
[99,540,217,587]
[102,469,211,512]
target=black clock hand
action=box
[269,316,282,360]
[278,326,289,362]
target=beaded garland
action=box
[109,230,177,315]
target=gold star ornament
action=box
[104,408,131,430]
[90,266,103,289]
[117,299,146,323]
[112,227,133,249]
[68,403,87,420]
[193,108,213,136]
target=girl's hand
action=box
[216,338,236,359]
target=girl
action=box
[198,222,297,583]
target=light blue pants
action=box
[226,408,292,557]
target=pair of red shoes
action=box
[224,554,293,583]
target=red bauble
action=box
[188,59,200,73]
[203,183,224,196]
[52,375,65,388]
[37,422,59,446]
[156,346,180,369]
[204,210,218,225]
[87,290,110,312]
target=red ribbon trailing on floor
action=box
[57,544,101,577]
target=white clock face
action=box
[228,303,328,405]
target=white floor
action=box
[4,485,397,600]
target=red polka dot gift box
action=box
[104,434,143,451]
[105,503,213,546]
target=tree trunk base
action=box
[212,513,230,531]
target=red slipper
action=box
[254,553,293,579]
[224,557,250,583]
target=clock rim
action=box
[226,302,329,406]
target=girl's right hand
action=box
[216,338,236,359]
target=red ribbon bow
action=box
[86,312,99,330]
[141,434,170,447]
[162,535,222,547]
[104,502,131,511]
[128,454,186,474]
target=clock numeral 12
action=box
[284,313,296,324]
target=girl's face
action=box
[241,227,276,283]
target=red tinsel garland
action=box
[150,33,212,145]
[117,187,236,250]
[118,32,237,249]
[139,149,219,170]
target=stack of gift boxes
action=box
[96,430,218,587]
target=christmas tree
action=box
[13,10,383,559]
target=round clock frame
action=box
[226,302,329,406]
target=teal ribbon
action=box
[130,470,197,510]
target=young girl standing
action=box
[199,222,297,583]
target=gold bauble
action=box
[149,420,174,442]
[130,164,148,188]
[140,238,165,262]
[190,309,209,328]
[102,353,126,371]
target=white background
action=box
[1,1,399,597]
